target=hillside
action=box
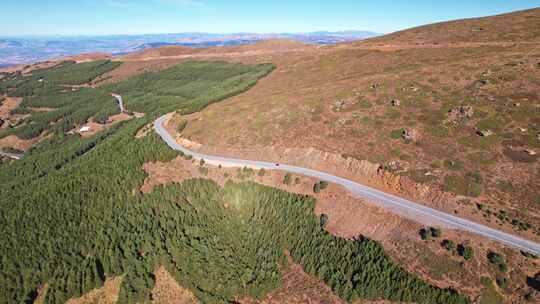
[67,7,540,302]
[1,7,540,304]
[363,8,540,45]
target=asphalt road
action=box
[154,114,540,255]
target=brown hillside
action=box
[363,7,540,45]
[159,9,540,246]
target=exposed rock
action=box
[447,106,474,123]
[333,99,346,112]
[479,79,490,86]
[391,99,401,107]
[382,161,409,173]
[402,128,420,141]
[518,127,528,132]
[478,129,494,137]
[537,133,540,141]
[336,117,349,126]
[524,149,537,156]
[370,83,381,89]
[0,118,4,128]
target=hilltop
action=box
[363,8,540,45]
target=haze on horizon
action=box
[1,0,540,37]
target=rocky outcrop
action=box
[447,106,474,123]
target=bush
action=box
[458,244,474,261]
[320,214,329,229]
[430,227,442,238]
[313,182,321,193]
[258,168,266,177]
[521,251,538,259]
[420,228,431,240]
[487,251,507,272]
[495,275,508,288]
[442,239,456,251]
[390,128,405,139]
[313,181,328,193]
[283,173,292,185]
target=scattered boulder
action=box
[478,130,494,137]
[382,161,409,173]
[370,83,381,90]
[447,106,474,123]
[391,99,401,107]
[333,99,346,112]
[481,70,493,77]
[524,149,537,156]
[518,127,528,133]
[537,133,540,141]
[0,118,4,128]
[402,128,420,141]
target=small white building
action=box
[79,126,91,133]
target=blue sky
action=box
[2,0,540,36]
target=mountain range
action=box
[0,31,380,67]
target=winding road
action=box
[154,114,540,255]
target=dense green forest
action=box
[0,60,273,140]
[0,60,467,304]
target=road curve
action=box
[154,114,540,255]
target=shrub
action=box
[521,251,538,259]
[313,181,328,193]
[458,244,474,261]
[390,128,405,139]
[283,173,292,185]
[495,275,508,288]
[294,177,301,185]
[430,227,442,238]
[487,251,507,272]
[319,181,328,190]
[258,168,266,177]
[199,158,205,167]
[442,239,456,251]
[420,228,431,240]
[320,214,329,229]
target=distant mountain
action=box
[0,31,381,66]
